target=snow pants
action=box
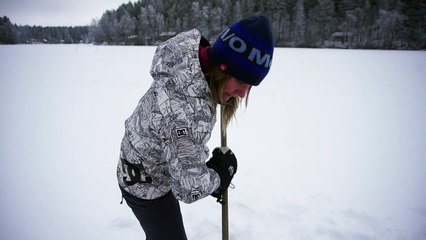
[120,187,188,240]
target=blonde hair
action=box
[207,65,250,130]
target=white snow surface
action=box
[1,44,425,240]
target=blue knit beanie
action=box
[209,16,274,86]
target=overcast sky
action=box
[0,0,136,26]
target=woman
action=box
[117,16,274,240]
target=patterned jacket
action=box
[117,29,221,203]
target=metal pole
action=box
[220,105,229,240]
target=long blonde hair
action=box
[207,64,250,130]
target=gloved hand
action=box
[206,147,237,201]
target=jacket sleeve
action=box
[155,78,220,204]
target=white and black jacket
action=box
[117,29,221,203]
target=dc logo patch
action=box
[192,193,201,201]
[228,166,235,176]
[176,128,188,138]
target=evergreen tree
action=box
[400,0,426,49]
[307,0,335,46]
[375,9,405,48]
[294,0,306,46]
[209,7,224,42]
[0,16,16,44]
[138,6,151,44]
[119,10,137,43]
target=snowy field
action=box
[1,44,425,240]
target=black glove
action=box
[206,147,237,202]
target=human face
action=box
[222,77,251,103]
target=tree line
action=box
[1,0,425,49]
[0,16,91,44]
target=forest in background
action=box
[1,0,425,50]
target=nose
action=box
[235,84,250,98]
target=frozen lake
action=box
[1,44,425,240]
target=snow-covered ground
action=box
[1,44,425,240]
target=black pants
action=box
[120,187,188,240]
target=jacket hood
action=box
[150,29,210,98]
